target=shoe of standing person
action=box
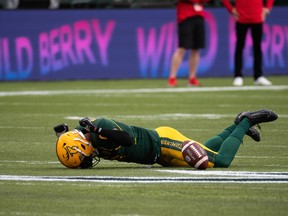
[233,77,243,86]
[168,77,177,87]
[188,77,201,86]
[254,76,272,86]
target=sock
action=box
[214,118,251,167]
[204,124,236,151]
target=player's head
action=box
[56,129,99,169]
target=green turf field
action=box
[0,76,288,216]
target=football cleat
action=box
[234,109,278,126]
[246,127,261,142]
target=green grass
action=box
[0,76,288,216]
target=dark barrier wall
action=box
[0,7,287,81]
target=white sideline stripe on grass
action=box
[1,171,288,183]
[65,113,288,121]
[0,85,287,97]
[1,155,288,165]
[156,170,288,177]
[66,113,232,120]
[0,160,59,164]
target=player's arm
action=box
[221,0,234,13]
[79,117,134,147]
[263,0,274,20]
[265,0,274,10]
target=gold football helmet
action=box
[56,129,99,169]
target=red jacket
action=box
[176,0,210,23]
[222,0,274,23]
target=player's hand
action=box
[79,117,96,132]
[231,8,239,20]
[262,8,270,21]
[54,123,69,137]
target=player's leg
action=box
[213,109,278,167]
[204,124,261,152]
[212,118,251,167]
[155,126,216,167]
[203,124,236,152]
[155,126,190,167]
[159,147,190,167]
[155,108,278,168]
[155,124,257,168]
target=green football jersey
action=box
[76,118,161,165]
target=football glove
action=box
[54,123,69,137]
[79,117,97,132]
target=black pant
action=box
[234,22,263,80]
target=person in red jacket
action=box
[222,0,274,86]
[168,0,209,87]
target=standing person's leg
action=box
[168,18,191,87]
[233,22,249,86]
[252,23,272,85]
[188,16,205,86]
[188,49,200,86]
[252,23,263,80]
[168,48,186,87]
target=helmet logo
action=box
[64,145,80,161]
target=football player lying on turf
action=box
[54,109,278,169]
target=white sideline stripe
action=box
[1,154,287,165]
[66,114,232,120]
[0,160,59,164]
[65,114,288,120]
[156,170,288,177]
[1,171,288,184]
[1,155,288,165]
[0,85,287,97]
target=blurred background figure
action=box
[1,0,60,9]
[168,0,209,87]
[222,0,274,86]
[50,0,60,9]
[3,0,19,8]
